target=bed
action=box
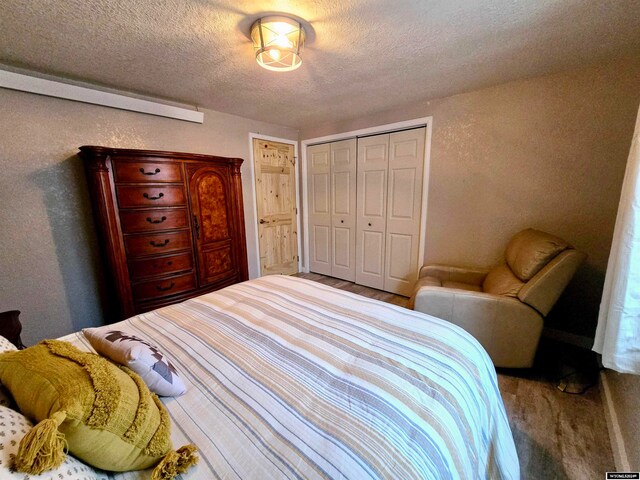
[44,276,518,478]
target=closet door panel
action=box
[307,144,332,275]
[333,227,351,269]
[362,231,385,275]
[330,139,357,281]
[387,233,413,280]
[384,128,425,296]
[363,171,386,216]
[356,134,389,290]
[389,169,416,218]
[312,174,330,213]
[312,225,331,266]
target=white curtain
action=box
[593,103,640,374]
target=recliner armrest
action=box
[418,264,490,286]
[413,287,543,368]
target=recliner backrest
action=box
[517,249,587,316]
[496,228,585,316]
[483,228,585,312]
[505,228,571,281]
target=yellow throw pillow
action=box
[0,340,197,479]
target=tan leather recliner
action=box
[411,229,586,368]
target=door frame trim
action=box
[248,133,302,277]
[301,116,433,275]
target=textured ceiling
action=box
[1,0,639,130]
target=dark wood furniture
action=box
[80,146,249,320]
[0,310,25,349]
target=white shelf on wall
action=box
[0,69,204,124]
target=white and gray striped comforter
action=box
[63,275,519,480]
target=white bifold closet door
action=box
[356,128,425,295]
[307,143,332,275]
[383,128,425,296]
[330,139,357,281]
[307,139,357,280]
[355,134,389,290]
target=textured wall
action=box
[301,56,640,338]
[0,89,297,344]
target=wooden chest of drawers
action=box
[80,146,249,319]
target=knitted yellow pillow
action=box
[0,340,197,479]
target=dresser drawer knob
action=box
[146,216,167,224]
[143,192,164,200]
[155,282,175,292]
[139,167,161,176]
[149,239,170,247]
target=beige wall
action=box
[0,88,297,344]
[301,56,640,339]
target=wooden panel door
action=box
[330,139,357,281]
[384,128,425,296]
[356,134,390,290]
[307,143,332,275]
[253,139,298,276]
[188,165,237,287]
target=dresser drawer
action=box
[132,272,196,302]
[124,231,191,256]
[120,208,189,233]
[114,161,182,183]
[117,185,185,208]
[128,252,194,280]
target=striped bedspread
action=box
[63,275,519,479]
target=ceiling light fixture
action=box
[250,16,305,72]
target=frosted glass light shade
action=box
[251,16,305,72]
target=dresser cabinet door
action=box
[188,165,237,287]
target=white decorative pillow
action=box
[0,405,108,479]
[82,328,186,396]
[0,335,17,353]
[0,336,17,407]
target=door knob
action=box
[368,222,372,227]
[341,220,344,223]
[259,219,267,224]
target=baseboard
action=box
[541,327,594,349]
[600,370,631,471]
